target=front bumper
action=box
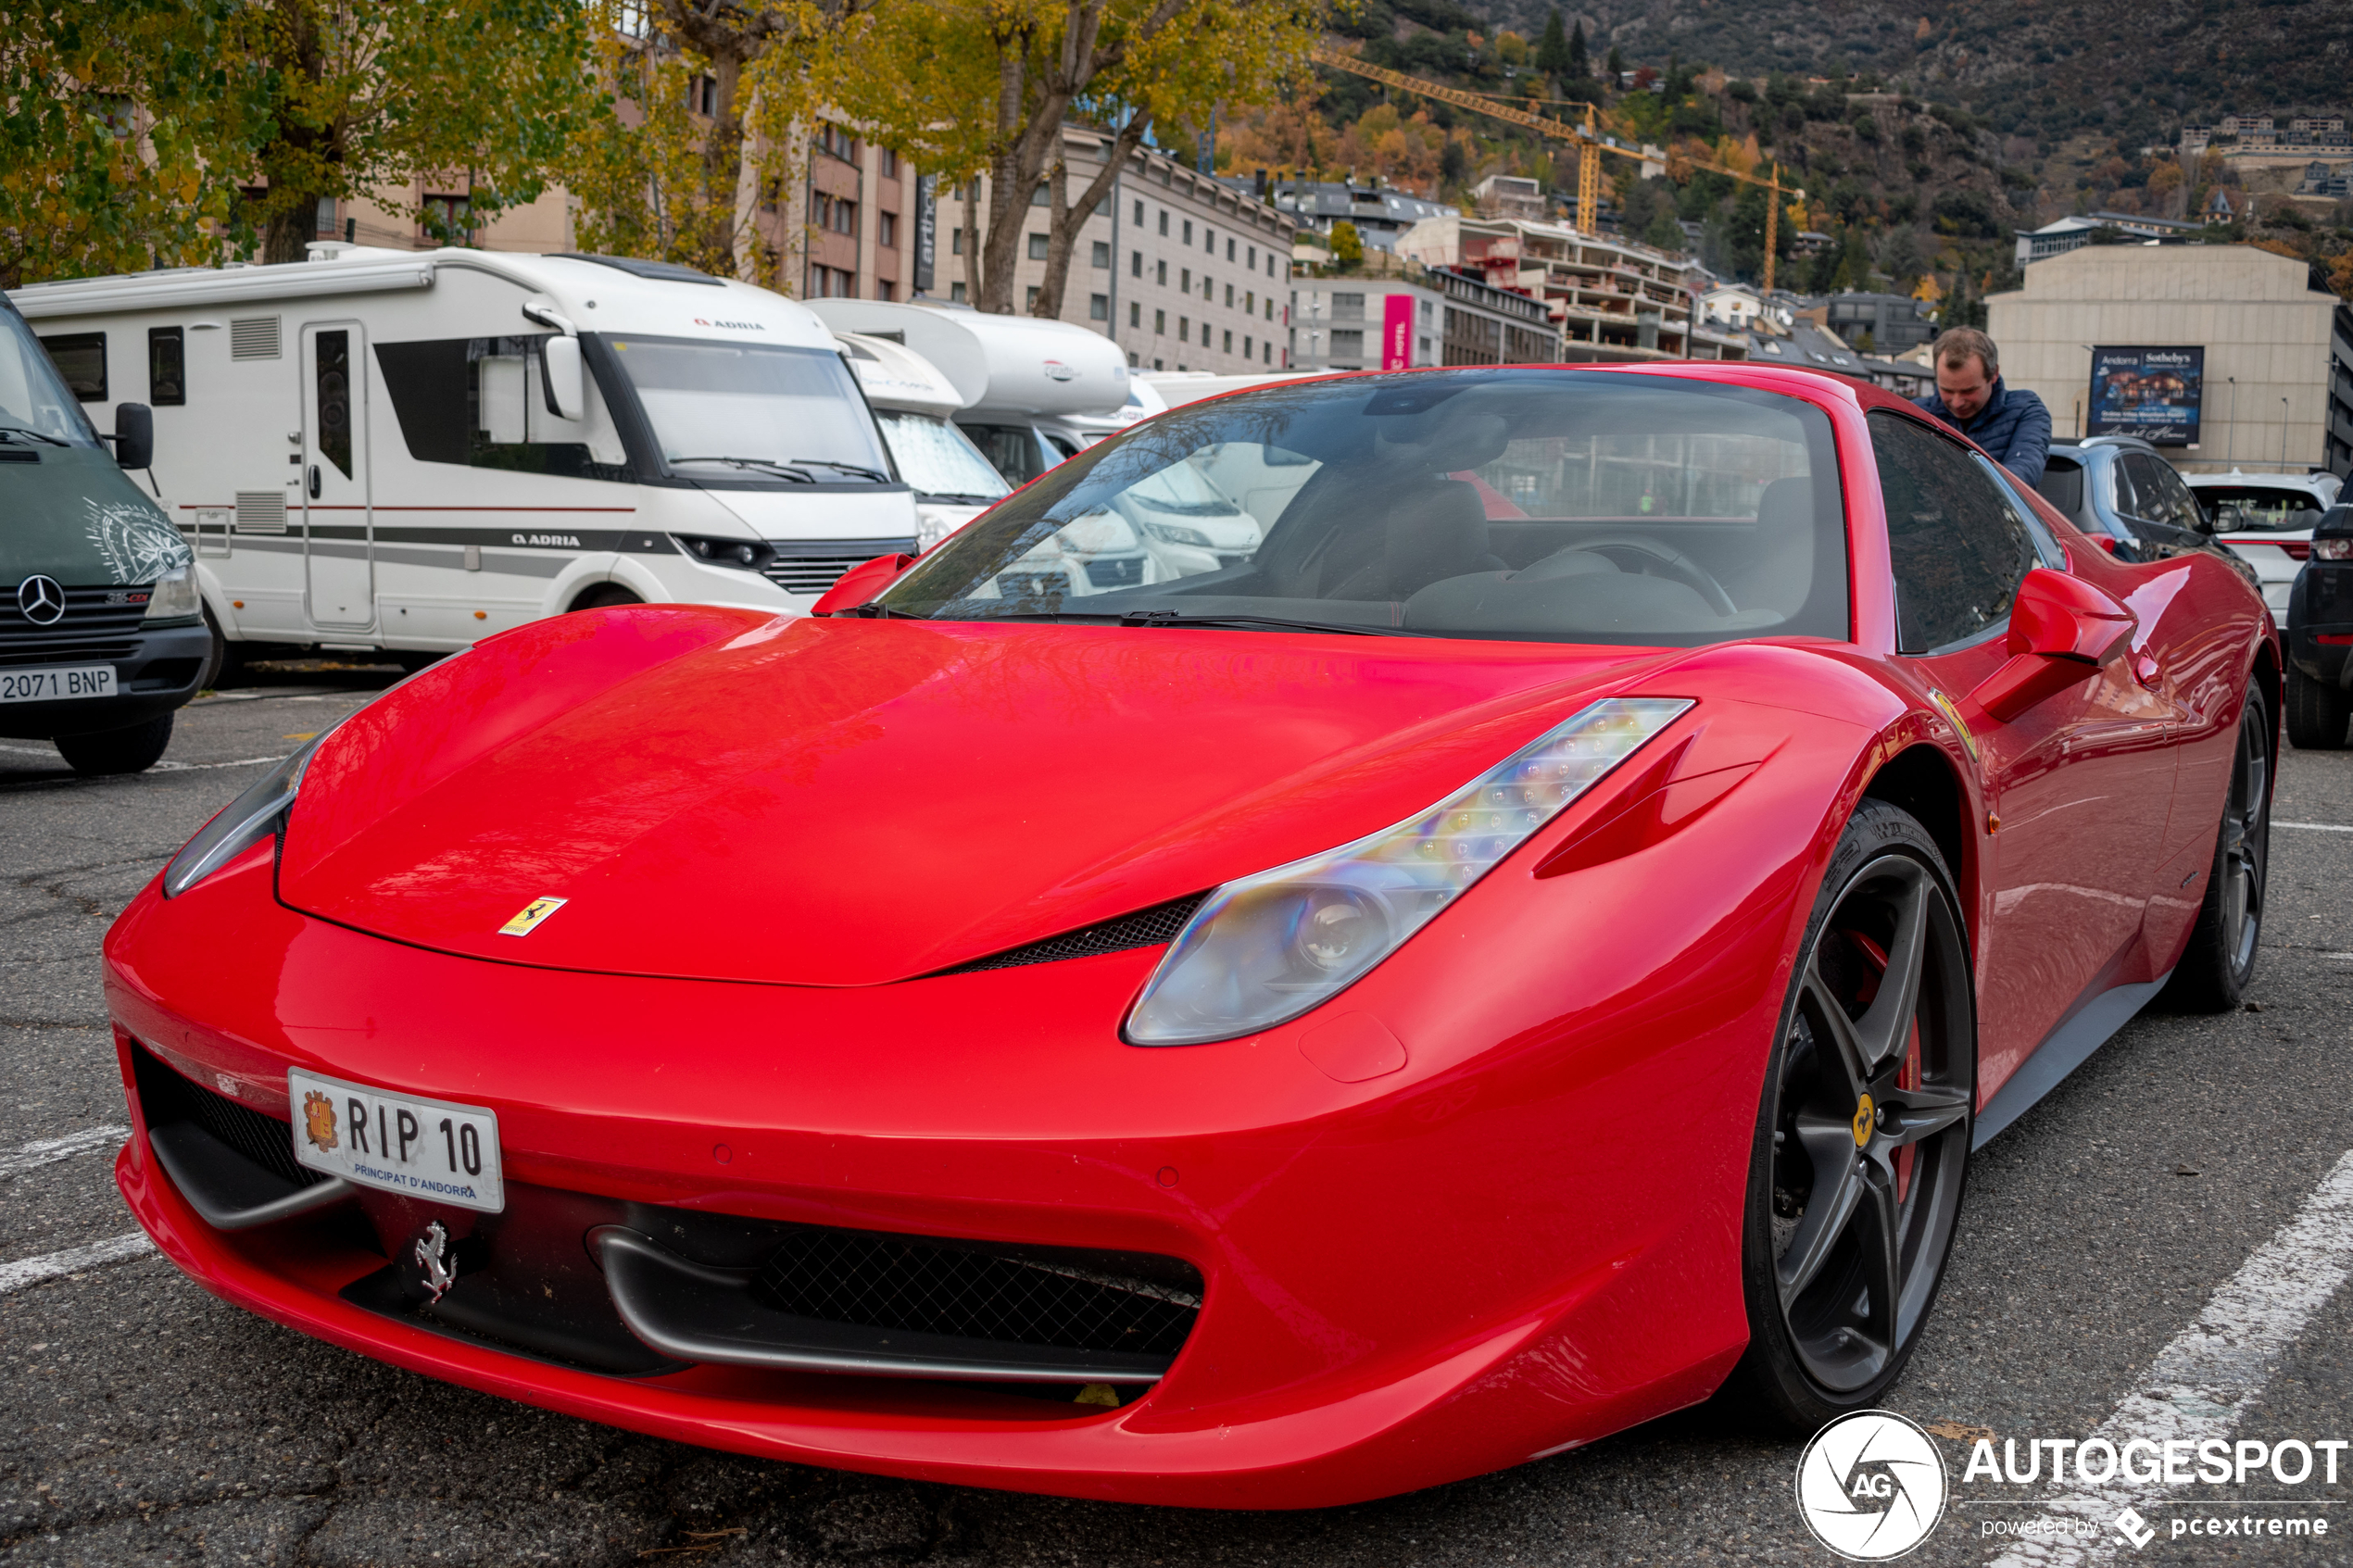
[0,618,209,739]
[101,804,1789,1505]
[2286,562,2353,686]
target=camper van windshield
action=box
[0,309,97,447]
[608,336,892,483]
[875,411,1011,503]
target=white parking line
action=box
[0,1232,157,1296]
[0,743,286,772]
[1985,1148,2353,1565]
[2275,822,2353,834]
[0,1126,128,1180]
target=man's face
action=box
[1937,355,1995,420]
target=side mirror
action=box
[811,553,920,617]
[540,336,585,422]
[110,402,154,470]
[1966,567,2136,722]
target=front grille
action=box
[0,584,151,646]
[1083,556,1146,588]
[0,641,139,668]
[755,1228,1201,1358]
[758,538,918,597]
[132,1044,328,1190]
[940,893,1207,975]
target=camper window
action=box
[39,332,107,401]
[0,310,96,445]
[148,328,185,406]
[374,334,627,478]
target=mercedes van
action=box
[8,246,918,668]
[2,293,206,774]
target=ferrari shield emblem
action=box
[498,896,568,936]
[301,1090,338,1151]
[1852,1093,1875,1148]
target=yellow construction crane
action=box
[1307,42,1804,294]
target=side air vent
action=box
[938,893,1207,975]
[131,1041,350,1230]
[234,491,287,533]
[230,316,282,360]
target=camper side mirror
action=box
[541,337,586,422]
[109,403,154,470]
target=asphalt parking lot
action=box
[4,670,2349,1567]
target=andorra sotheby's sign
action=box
[2087,345,2206,447]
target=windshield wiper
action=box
[785,458,889,482]
[0,426,69,446]
[1119,609,1432,637]
[666,455,815,482]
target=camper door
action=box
[301,321,373,628]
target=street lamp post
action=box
[2224,377,2237,465]
[2281,395,2291,469]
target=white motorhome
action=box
[831,331,1009,550]
[9,245,918,666]
[802,300,1129,488]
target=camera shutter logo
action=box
[1794,1410,1947,1560]
[17,575,67,625]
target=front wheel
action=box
[2161,679,2271,1011]
[1724,799,1976,1431]
[569,584,643,612]
[55,712,175,776]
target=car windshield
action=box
[876,369,1849,646]
[2195,485,2328,533]
[0,310,97,446]
[605,335,893,481]
[874,410,1010,502]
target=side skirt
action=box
[1970,971,2172,1149]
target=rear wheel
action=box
[55,712,174,776]
[569,584,643,612]
[1725,800,1975,1431]
[2284,663,2349,750]
[2162,680,2271,1011]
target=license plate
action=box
[287,1069,505,1212]
[0,665,116,704]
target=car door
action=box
[1871,412,2176,1088]
[301,322,373,628]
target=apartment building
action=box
[790,122,924,302]
[1394,213,1747,362]
[938,131,1298,371]
[1254,178,1453,252]
[1288,266,1560,371]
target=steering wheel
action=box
[1541,535,1740,618]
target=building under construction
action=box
[1394,214,1751,363]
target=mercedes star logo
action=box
[16,575,66,625]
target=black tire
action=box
[2161,680,2271,1012]
[54,713,174,776]
[2284,663,2350,750]
[197,604,233,691]
[569,584,643,611]
[393,650,447,674]
[1722,798,1976,1432]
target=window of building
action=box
[1182,220,1192,244]
[1026,285,1040,310]
[1330,329,1364,358]
[1128,351,1139,367]
[1222,330,1232,353]
[1155,259,1167,285]
[877,212,897,247]
[1243,335,1252,359]
[1869,411,2041,653]
[147,327,184,407]
[1091,240,1111,268]
[422,194,471,243]
[877,281,895,302]
[1246,245,1255,270]
[1264,342,1273,364]
[951,229,963,255]
[1134,199,1145,225]
[1179,316,1189,340]
[1265,299,1274,320]
[1227,237,1236,262]
[1153,308,1165,334]
[1180,268,1190,293]
[1203,226,1214,253]
[950,282,967,302]
[1157,210,1169,236]
[1131,250,1142,277]
[818,123,857,161]
[1153,358,1164,370]
[879,147,898,178]
[1224,282,1233,307]
[1089,294,1109,321]
[1129,302,1141,327]
[1244,290,1253,314]
[1267,253,1277,277]
[1027,232,1050,260]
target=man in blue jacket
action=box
[1914,326,2052,486]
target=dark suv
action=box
[2033,436,2258,592]
[2286,503,2353,748]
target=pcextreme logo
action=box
[1796,1411,1949,1561]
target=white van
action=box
[9,245,918,667]
[803,301,1129,489]
[831,331,1008,550]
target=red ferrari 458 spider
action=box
[105,364,2273,1509]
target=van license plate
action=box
[287,1069,505,1212]
[0,666,116,703]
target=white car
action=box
[2183,469,2343,617]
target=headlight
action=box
[161,737,321,897]
[2316,537,2352,561]
[1142,521,1214,548]
[1126,696,1694,1046]
[144,568,201,621]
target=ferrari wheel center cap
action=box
[1851,1093,1874,1148]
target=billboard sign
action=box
[1382,294,1414,370]
[2087,345,2204,446]
[913,175,937,294]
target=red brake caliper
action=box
[1843,933,1921,1205]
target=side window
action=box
[373,335,626,476]
[2128,454,2204,533]
[1977,455,2066,568]
[960,422,1046,485]
[1869,411,2041,653]
[147,328,185,407]
[315,328,354,479]
[39,332,106,401]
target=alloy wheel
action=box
[1768,853,1972,1394]
[2221,698,2270,980]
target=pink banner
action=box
[1382,294,1414,370]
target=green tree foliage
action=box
[1535,11,1568,77]
[1567,20,1588,79]
[1328,220,1364,269]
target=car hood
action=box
[277,608,1685,985]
